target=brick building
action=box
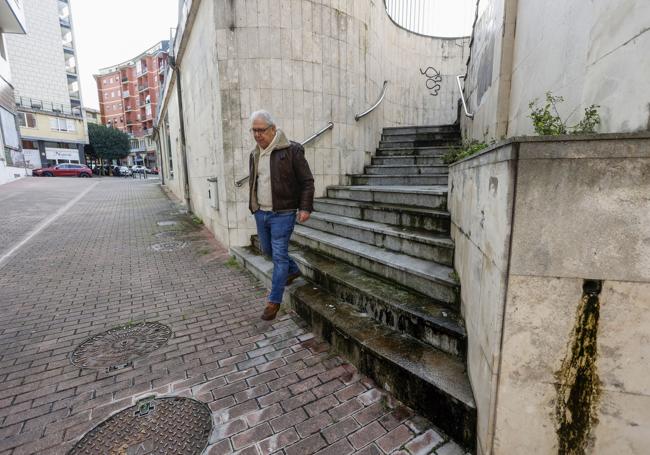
[94,41,168,168]
[5,0,88,170]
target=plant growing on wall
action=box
[443,139,492,164]
[528,92,601,136]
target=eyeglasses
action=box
[250,126,272,134]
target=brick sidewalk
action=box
[0,178,464,455]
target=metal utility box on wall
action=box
[207,177,218,209]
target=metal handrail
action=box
[456,75,474,119]
[354,81,388,121]
[234,121,335,188]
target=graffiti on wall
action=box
[420,67,442,96]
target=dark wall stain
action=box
[554,280,602,455]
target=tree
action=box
[85,123,130,175]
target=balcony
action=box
[15,96,83,118]
[138,84,149,92]
[0,0,27,33]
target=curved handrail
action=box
[234,121,335,188]
[456,75,474,119]
[301,121,334,147]
[355,81,388,121]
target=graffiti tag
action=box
[420,67,442,96]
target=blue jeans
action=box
[254,210,300,304]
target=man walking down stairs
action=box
[233,125,477,451]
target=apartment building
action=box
[0,0,27,184]
[94,41,168,167]
[5,0,88,169]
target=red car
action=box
[33,164,93,178]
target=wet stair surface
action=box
[232,124,476,450]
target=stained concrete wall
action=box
[461,0,650,140]
[449,134,650,454]
[158,0,469,248]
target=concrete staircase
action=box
[232,125,476,450]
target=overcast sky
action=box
[71,0,178,109]
[71,0,475,110]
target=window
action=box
[17,112,37,128]
[0,107,20,149]
[49,118,76,132]
[111,91,115,98]
[105,93,109,99]
[103,78,108,85]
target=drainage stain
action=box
[555,279,602,455]
[151,241,187,252]
[68,396,211,455]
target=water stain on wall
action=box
[554,279,602,455]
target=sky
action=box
[71,0,475,110]
[70,0,178,109]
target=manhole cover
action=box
[151,241,187,252]
[68,396,212,455]
[154,231,179,239]
[70,322,172,370]
[157,220,178,226]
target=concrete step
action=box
[379,140,459,149]
[350,174,448,186]
[244,240,465,357]
[231,245,476,448]
[371,155,446,166]
[381,131,461,143]
[305,211,454,265]
[375,146,452,156]
[313,197,450,234]
[364,165,449,176]
[382,125,459,135]
[326,185,448,210]
[291,225,459,308]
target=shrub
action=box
[528,92,600,136]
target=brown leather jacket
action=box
[249,130,315,213]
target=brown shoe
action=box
[261,302,280,321]
[286,271,302,285]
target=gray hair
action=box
[250,110,275,127]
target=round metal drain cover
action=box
[71,322,172,370]
[154,231,179,239]
[151,241,187,252]
[157,220,178,226]
[68,396,212,455]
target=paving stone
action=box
[348,421,388,449]
[404,429,445,455]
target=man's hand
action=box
[297,210,310,223]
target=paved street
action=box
[0,178,462,455]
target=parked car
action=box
[117,166,132,176]
[33,164,92,178]
[131,165,151,174]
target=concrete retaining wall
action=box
[461,0,650,140]
[449,133,650,454]
[159,0,469,247]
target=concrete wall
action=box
[449,134,650,454]
[448,142,516,455]
[462,0,650,140]
[158,0,469,248]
